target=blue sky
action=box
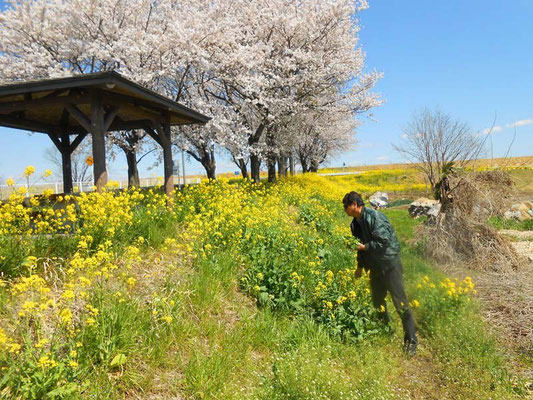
[1,0,532,182]
[348,0,533,166]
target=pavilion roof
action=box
[0,71,210,134]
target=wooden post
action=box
[181,149,186,186]
[90,90,107,191]
[48,131,86,194]
[60,132,73,193]
[161,114,174,197]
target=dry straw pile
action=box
[419,170,526,271]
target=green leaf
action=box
[110,353,127,367]
[258,292,270,305]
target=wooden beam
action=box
[153,122,166,143]
[69,132,88,153]
[103,106,119,132]
[108,118,156,132]
[0,93,90,114]
[143,125,163,147]
[100,93,164,123]
[100,90,165,119]
[65,104,91,132]
[0,115,56,134]
[47,132,64,151]
[43,89,69,99]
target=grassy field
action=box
[318,155,533,174]
[0,170,531,399]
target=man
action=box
[343,191,418,355]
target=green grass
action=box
[160,205,526,399]
[487,215,533,231]
[2,184,529,399]
[111,202,526,398]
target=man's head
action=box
[343,191,364,218]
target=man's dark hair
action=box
[343,191,364,209]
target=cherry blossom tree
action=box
[106,130,147,187]
[1,0,382,182]
[201,0,381,181]
[0,0,199,183]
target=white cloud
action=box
[507,119,533,128]
[376,156,389,161]
[482,125,502,135]
[401,133,408,139]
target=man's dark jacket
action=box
[350,207,401,271]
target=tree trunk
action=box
[300,153,309,173]
[238,158,249,179]
[203,142,217,180]
[185,142,217,181]
[267,156,276,183]
[125,149,140,187]
[202,159,217,180]
[248,123,266,183]
[266,128,276,183]
[250,154,261,183]
[289,153,295,175]
[278,153,287,177]
[309,159,319,173]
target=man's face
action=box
[344,202,362,218]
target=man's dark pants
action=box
[367,257,417,345]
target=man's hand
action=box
[354,267,363,279]
[356,243,366,251]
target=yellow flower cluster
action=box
[0,183,172,367]
[24,165,35,177]
[0,327,21,355]
[439,276,477,299]
[0,167,433,381]
[288,169,426,202]
[415,275,476,310]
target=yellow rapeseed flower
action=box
[24,165,35,177]
[59,308,72,325]
[35,338,49,349]
[10,343,21,354]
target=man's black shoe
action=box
[403,339,417,356]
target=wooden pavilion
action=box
[0,71,210,195]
